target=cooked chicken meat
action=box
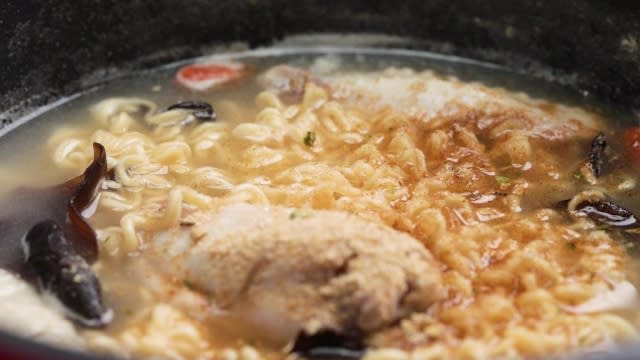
[258,65,325,103]
[153,204,445,340]
[261,66,602,142]
[0,269,85,349]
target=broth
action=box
[1,48,640,360]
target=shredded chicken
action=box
[258,65,326,104]
[0,269,85,349]
[261,65,603,142]
[153,204,445,341]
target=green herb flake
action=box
[289,210,312,220]
[566,242,577,250]
[303,131,316,147]
[573,170,587,183]
[495,175,511,184]
[183,279,195,290]
[595,223,611,231]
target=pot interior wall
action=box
[2,1,640,120]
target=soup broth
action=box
[1,48,640,360]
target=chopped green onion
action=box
[495,175,511,184]
[304,131,316,147]
[573,170,587,183]
[289,210,312,220]
[183,279,194,289]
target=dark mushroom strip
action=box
[166,101,216,122]
[0,143,106,271]
[64,142,108,261]
[586,133,607,178]
[0,143,110,326]
[290,330,365,360]
[575,199,640,229]
[24,221,112,328]
[567,190,640,229]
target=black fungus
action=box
[166,100,216,122]
[291,330,365,360]
[65,142,107,261]
[586,133,607,178]
[24,221,111,327]
[0,143,106,270]
[0,143,110,327]
[575,199,640,229]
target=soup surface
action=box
[1,48,640,360]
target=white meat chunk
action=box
[260,65,602,142]
[258,65,326,103]
[156,204,445,339]
[0,269,85,349]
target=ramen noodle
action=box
[1,50,640,360]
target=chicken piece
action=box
[0,269,85,349]
[260,65,602,142]
[154,204,445,341]
[258,65,326,104]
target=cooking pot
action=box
[1,1,640,359]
